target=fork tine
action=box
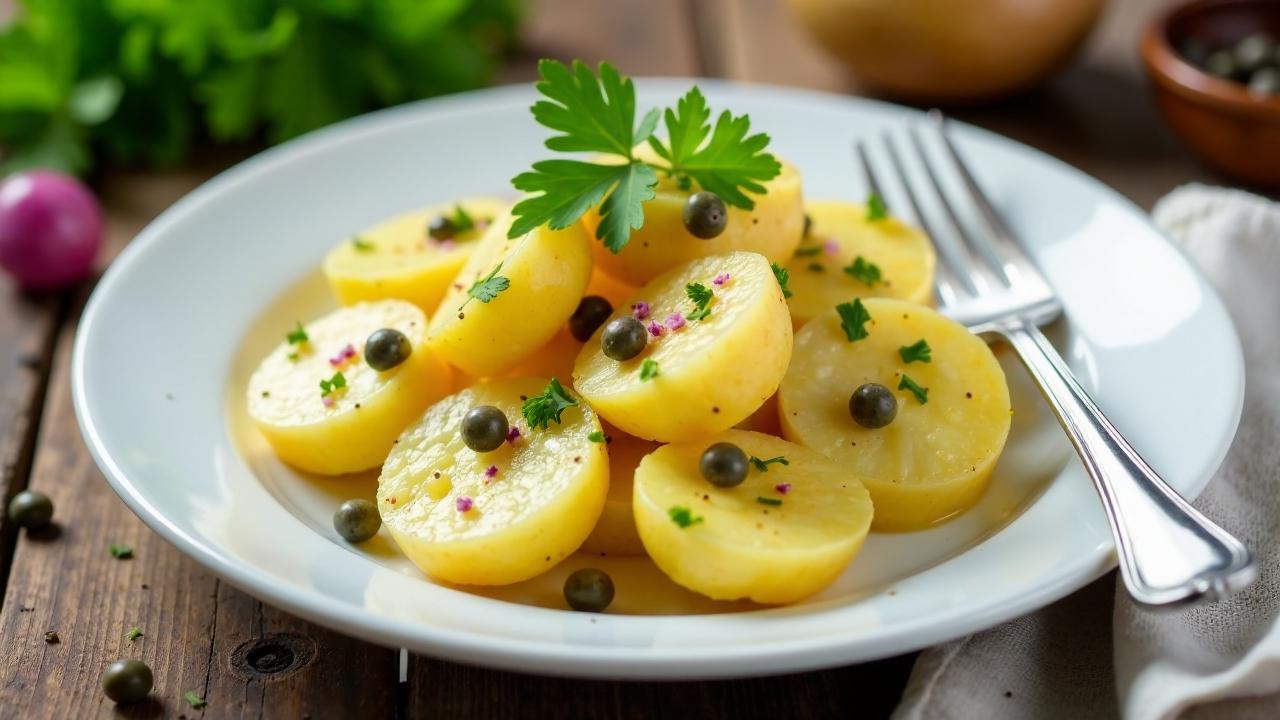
[853,140,885,202]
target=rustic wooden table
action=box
[0,0,1225,717]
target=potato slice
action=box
[582,152,805,286]
[378,377,608,585]
[428,208,592,377]
[573,251,793,442]
[247,300,452,475]
[784,200,936,325]
[779,298,1011,531]
[633,430,873,603]
[581,426,658,556]
[322,198,508,314]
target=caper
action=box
[365,328,412,371]
[461,405,509,452]
[1249,67,1280,96]
[564,568,614,612]
[1234,33,1276,73]
[1204,50,1238,79]
[333,499,381,543]
[850,383,897,429]
[100,659,153,705]
[699,442,749,487]
[600,316,647,361]
[427,215,457,240]
[568,295,614,342]
[683,191,728,239]
[7,490,52,530]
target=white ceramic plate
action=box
[73,80,1243,679]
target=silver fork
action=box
[855,110,1255,607]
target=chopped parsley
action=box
[899,339,932,364]
[285,322,308,345]
[587,430,605,443]
[451,204,476,234]
[756,496,783,507]
[639,358,660,381]
[794,245,822,258]
[749,455,790,472]
[126,627,143,642]
[509,60,780,253]
[460,262,510,310]
[522,378,578,430]
[108,543,133,559]
[184,691,207,709]
[319,371,347,398]
[668,506,704,528]
[685,282,714,321]
[866,192,889,221]
[844,256,882,286]
[351,236,375,252]
[807,262,825,272]
[836,298,872,342]
[770,261,793,298]
[898,374,929,404]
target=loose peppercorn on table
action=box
[0,0,1225,716]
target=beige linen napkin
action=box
[893,185,1280,720]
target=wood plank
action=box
[0,155,399,718]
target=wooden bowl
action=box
[1142,0,1280,186]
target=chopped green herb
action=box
[108,543,133,559]
[351,236,375,252]
[899,339,932,364]
[587,430,605,443]
[898,374,929,404]
[319,371,347,398]
[286,352,300,363]
[749,455,790,472]
[522,378,578,430]
[639,358,660,381]
[285,322,308,345]
[451,204,476,234]
[125,627,143,642]
[770,262,793,298]
[794,245,822,258]
[844,256,882,286]
[866,192,889,221]
[836,298,872,342]
[668,506,704,528]
[686,282,714,321]
[756,496,783,507]
[807,262,825,272]
[460,262,510,310]
[184,691,207,709]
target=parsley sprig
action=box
[899,374,929,404]
[844,256,882,286]
[836,298,872,342]
[460,262,510,311]
[749,455,790,472]
[866,192,889,222]
[899,339,932,364]
[668,506,703,528]
[771,262,793,298]
[522,378,578,430]
[686,282,715,321]
[451,204,476,234]
[320,372,347,398]
[285,322,308,345]
[351,236,375,252]
[510,60,780,253]
[640,358,660,381]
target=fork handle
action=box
[998,321,1255,607]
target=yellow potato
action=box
[573,251,793,442]
[378,377,608,585]
[779,298,1011,531]
[581,426,658,556]
[584,267,638,308]
[322,198,508,314]
[633,430,874,603]
[784,200,936,325]
[247,300,452,475]
[427,208,592,377]
[735,393,782,437]
[582,152,805,286]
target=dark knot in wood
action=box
[229,633,316,680]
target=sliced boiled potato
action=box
[573,251,793,442]
[584,267,638,308]
[428,208,592,377]
[247,300,452,475]
[784,200,936,325]
[735,392,782,436]
[378,377,608,585]
[580,426,658,556]
[323,198,508,314]
[633,430,873,603]
[583,150,805,286]
[779,298,1011,531]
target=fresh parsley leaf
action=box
[511,160,657,253]
[648,86,710,168]
[898,374,929,404]
[351,236,375,253]
[771,262,793,298]
[531,59,651,156]
[807,262,825,272]
[451,204,475,234]
[587,430,605,443]
[460,262,510,310]
[794,245,822,258]
[899,339,932,364]
[749,455,790,472]
[685,282,714,321]
[184,691,207,709]
[108,543,133,559]
[866,192,889,221]
[319,372,347,398]
[836,299,872,342]
[640,358,659,381]
[756,496,783,507]
[844,256,882,286]
[522,378,578,430]
[126,627,143,642]
[668,506,703,528]
[285,322,308,345]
